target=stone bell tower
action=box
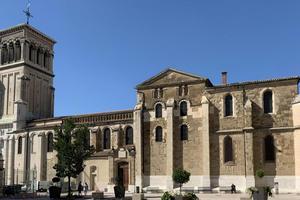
[0,24,55,132]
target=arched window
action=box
[180,124,188,140]
[265,135,275,161]
[44,52,48,68]
[8,43,14,63]
[125,126,133,145]
[17,137,22,154]
[224,136,233,163]
[36,48,41,65]
[103,128,111,149]
[263,90,273,113]
[224,94,233,116]
[155,126,163,142]
[47,132,53,152]
[1,45,8,64]
[15,41,21,61]
[155,103,162,118]
[180,101,187,116]
[29,45,34,62]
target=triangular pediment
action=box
[136,68,210,89]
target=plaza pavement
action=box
[1,192,300,200]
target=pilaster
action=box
[166,98,174,190]
[201,96,210,188]
[133,101,143,189]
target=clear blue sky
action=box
[1,0,300,116]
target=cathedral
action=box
[0,24,300,193]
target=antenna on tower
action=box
[23,0,33,25]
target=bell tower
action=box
[0,24,55,131]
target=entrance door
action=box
[118,162,129,190]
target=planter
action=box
[175,195,183,200]
[252,187,268,200]
[49,186,61,199]
[114,185,125,198]
[92,191,104,200]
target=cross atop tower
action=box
[23,0,33,25]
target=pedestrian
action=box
[231,184,236,194]
[84,182,89,196]
[78,181,83,196]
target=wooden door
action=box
[118,163,129,190]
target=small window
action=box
[265,135,275,161]
[47,132,54,152]
[125,126,133,145]
[180,101,187,116]
[224,94,233,116]
[154,88,159,98]
[103,128,111,149]
[180,124,188,140]
[155,103,162,118]
[263,90,273,113]
[17,137,22,154]
[1,45,8,64]
[224,136,233,163]
[155,126,163,142]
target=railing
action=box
[68,110,133,124]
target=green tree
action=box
[172,168,191,194]
[53,119,95,197]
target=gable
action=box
[136,68,210,89]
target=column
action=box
[133,102,143,189]
[112,125,120,149]
[37,132,46,181]
[292,95,300,192]
[22,135,28,183]
[7,136,15,185]
[3,138,8,185]
[166,98,174,190]
[201,96,210,188]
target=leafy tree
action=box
[172,168,191,194]
[53,119,95,197]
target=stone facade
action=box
[0,24,300,193]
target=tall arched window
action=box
[1,45,8,64]
[263,90,273,113]
[125,126,133,145]
[224,94,233,116]
[155,103,162,118]
[103,128,111,149]
[44,52,49,68]
[29,45,34,62]
[47,132,53,152]
[8,43,14,63]
[180,124,188,140]
[265,135,275,161]
[180,101,187,116]
[15,41,21,61]
[224,136,233,163]
[155,126,163,142]
[36,48,41,65]
[17,137,22,154]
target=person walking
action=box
[84,182,89,196]
[78,181,83,196]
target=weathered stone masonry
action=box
[0,24,299,193]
